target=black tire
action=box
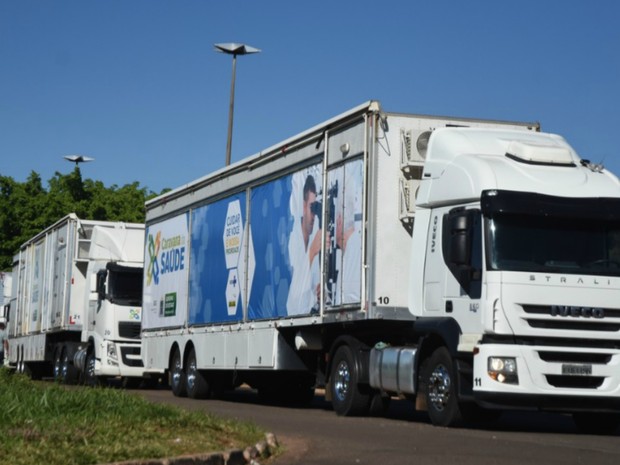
[421,347,463,427]
[573,412,620,435]
[16,347,25,376]
[60,346,79,385]
[53,348,63,382]
[330,345,370,416]
[84,351,102,387]
[170,348,187,397]
[186,348,209,399]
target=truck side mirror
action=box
[96,269,107,301]
[443,208,481,296]
[449,213,472,266]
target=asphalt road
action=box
[135,387,620,465]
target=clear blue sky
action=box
[2,1,619,193]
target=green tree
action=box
[0,169,163,270]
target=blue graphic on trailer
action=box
[189,193,246,324]
[248,176,294,319]
[248,162,323,319]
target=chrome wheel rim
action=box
[428,364,451,411]
[86,355,96,382]
[334,360,351,403]
[186,356,197,391]
[171,353,182,388]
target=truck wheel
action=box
[170,348,187,397]
[84,352,102,387]
[573,412,620,435]
[330,345,370,416]
[421,347,463,427]
[60,346,78,385]
[186,348,209,399]
[53,349,63,382]
[16,347,25,376]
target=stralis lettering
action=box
[529,275,614,286]
[550,305,605,319]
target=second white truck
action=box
[8,214,154,385]
[142,101,620,432]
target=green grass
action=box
[0,368,264,465]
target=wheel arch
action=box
[87,336,96,355]
[325,335,371,386]
[168,341,186,370]
[183,340,196,367]
[414,317,462,364]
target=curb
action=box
[103,432,279,465]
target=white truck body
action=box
[1,272,11,322]
[8,214,149,383]
[142,101,620,430]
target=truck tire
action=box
[330,345,370,416]
[421,346,463,427]
[60,346,79,385]
[84,352,103,387]
[53,349,63,382]
[186,348,209,399]
[170,348,187,397]
[16,347,26,376]
[573,412,620,435]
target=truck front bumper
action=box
[472,343,620,413]
[97,342,145,378]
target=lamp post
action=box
[214,42,260,166]
[63,155,95,167]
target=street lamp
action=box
[63,155,95,166]
[214,42,261,166]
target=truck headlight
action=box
[488,357,518,384]
[107,342,119,366]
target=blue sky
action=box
[1,1,619,193]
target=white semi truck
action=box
[142,101,620,432]
[8,214,151,386]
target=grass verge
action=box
[0,368,264,465]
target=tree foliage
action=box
[0,168,165,270]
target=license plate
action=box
[562,364,592,376]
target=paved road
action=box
[135,387,620,465]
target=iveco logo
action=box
[550,305,605,319]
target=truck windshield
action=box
[107,267,143,306]
[487,214,620,276]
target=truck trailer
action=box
[8,214,150,386]
[142,101,620,432]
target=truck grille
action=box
[545,375,605,389]
[537,351,612,364]
[119,322,141,339]
[536,348,615,390]
[522,305,620,332]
